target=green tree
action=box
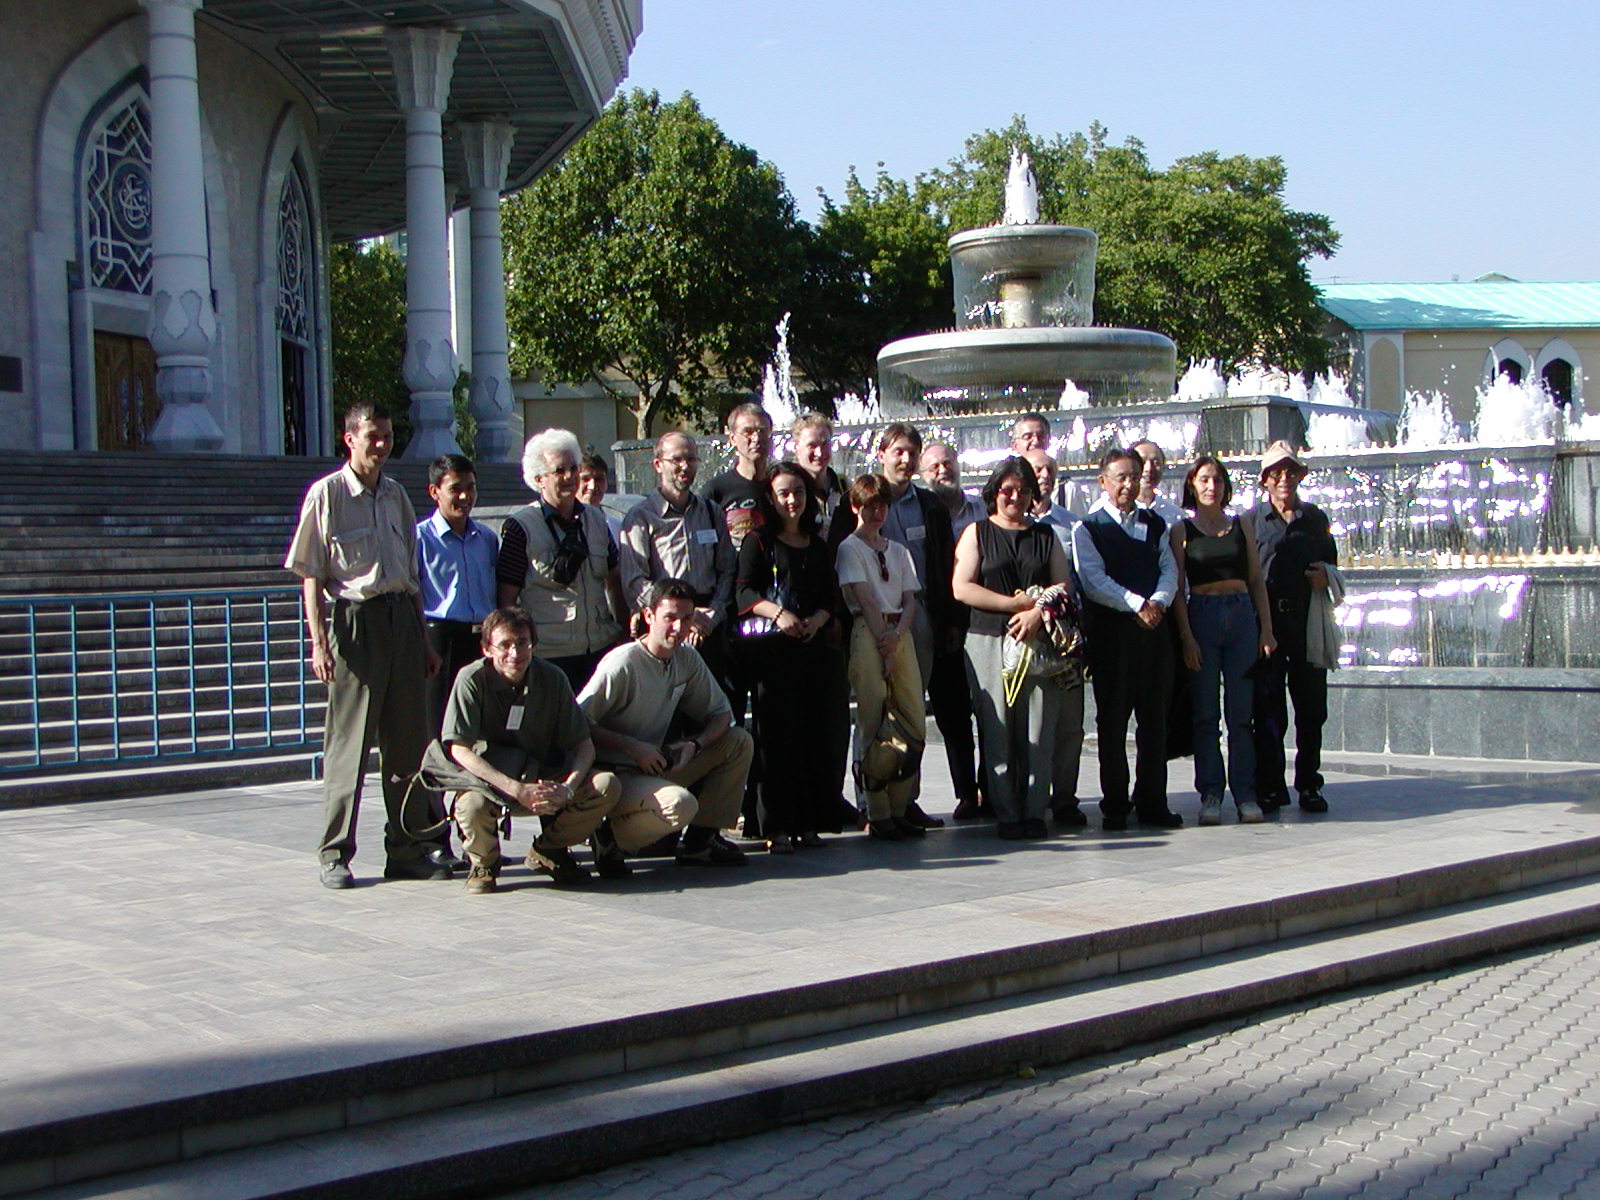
[788,167,951,408]
[502,90,808,436]
[918,117,1340,376]
[327,241,412,450]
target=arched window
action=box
[82,86,153,295]
[276,162,316,455]
[1542,359,1574,408]
[79,79,158,449]
[1497,358,1524,385]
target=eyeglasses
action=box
[875,547,890,583]
[659,455,699,466]
[489,638,533,653]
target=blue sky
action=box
[622,0,1600,284]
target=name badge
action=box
[1127,521,1148,542]
[906,524,926,541]
[695,528,719,545]
[506,704,525,727]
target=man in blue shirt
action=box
[418,453,499,735]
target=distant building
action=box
[1317,277,1600,424]
[3,0,640,459]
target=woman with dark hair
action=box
[1170,455,1276,825]
[735,461,844,852]
[952,456,1078,840]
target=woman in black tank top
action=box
[952,456,1079,840]
[1170,456,1276,826]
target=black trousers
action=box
[1088,610,1174,819]
[1253,631,1328,799]
[929,644,978,802]
[424,619,483,737]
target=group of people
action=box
[286,401,1338,894]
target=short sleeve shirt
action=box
[284,464,418,600]
[441,657,590,779]
[577,641,731,767]
[835,534,920,616]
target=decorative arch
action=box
[1364,334,1403,412]
[257,106,330,456]
[30,16,236,450]
[1535,337,1584,409]
[1485,338,1531,388]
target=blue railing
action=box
[0,586,320,774]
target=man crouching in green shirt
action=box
[424,607,622,893]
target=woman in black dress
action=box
[735,462,845,852]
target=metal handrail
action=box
[0,585,318,774]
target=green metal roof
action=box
[1316,280,1600,331]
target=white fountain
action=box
[876,151,1178,414]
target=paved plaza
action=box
[512,934,1600,1200]
[1,741,1598,1196]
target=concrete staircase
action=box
[4,834,1598,1199]
[0,452,528,595]
[0,453,528,804]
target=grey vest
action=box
[509,503,622,659]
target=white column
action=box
[459,119,516,462]
[386,27,462,459]
[141,0,224,452]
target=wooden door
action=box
[94,331,158,450]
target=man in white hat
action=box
[1248,441,1338,814]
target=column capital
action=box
[459,120,516,193]
[384,27,460,114]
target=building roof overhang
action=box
[201,0,640,241]
[1317,280,1600,333]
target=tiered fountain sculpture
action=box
[877,152,1178,414]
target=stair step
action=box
[0,749,319,806]
[8,859,1599,1200]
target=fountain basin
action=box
[877,326,1177,415]
[949,225,1098,329]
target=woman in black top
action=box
[735,462,844,852]
[952,457,1075,840]
[1170,456,1276,826]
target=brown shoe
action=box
[527,844,593,886]
[464,865,497,894]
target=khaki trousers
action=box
[452,771,622,872]
[610,726,754,853]
[848,621,926,821]
[319,593,428,867]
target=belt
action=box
[339,591,410,607]
[426,617,483,632]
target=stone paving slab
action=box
[0,747,1596,1140]
[507,933,1600,1200]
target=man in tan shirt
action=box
[285,402,447,889]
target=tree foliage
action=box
[917,116,1340,376]
[502,90,807,435]
[787,167,951,408]
[327,240,412,449]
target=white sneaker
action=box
[1198,797,1224,826]
[1237,800,1265,824]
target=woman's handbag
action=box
[1001,583,1087,706]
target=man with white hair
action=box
[1010,412,1051,455]
[496,428,628,691]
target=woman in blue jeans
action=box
[1170,456,1276,825]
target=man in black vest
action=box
[1071,447,1182,831]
